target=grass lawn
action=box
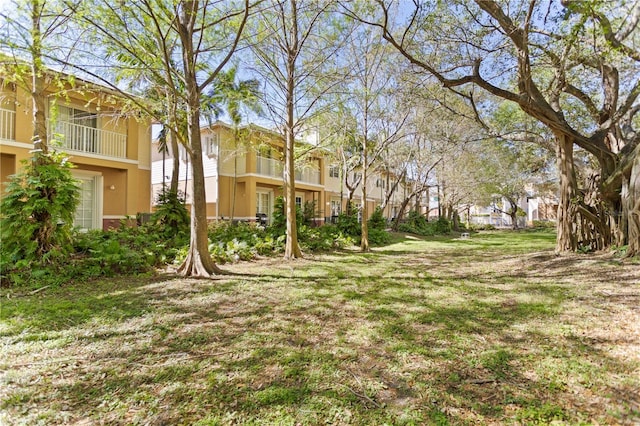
[1,230,638,425]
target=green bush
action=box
[335,211,361,237]
[532,220,555,230]
[397,211,452,237]
[302,200,317,226]
[299,224,354,251]
[367,228,391,245]
[367,206,387,231]
[269,196,304,237]
[470,223,496,231]
[207,221,283,263]
[0,152,79,266]
[365,206,390,245]
[434,216,452,234]
[151,189,189,238]
[397,210,431,235]
[2,217,189,288]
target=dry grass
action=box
[1,230,638,425]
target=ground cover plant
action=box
[1,230,638,425]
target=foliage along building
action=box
[0,68,152,230]
[151,122,410,225]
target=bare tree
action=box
[249,0,347,259]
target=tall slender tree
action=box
[249,0,347,259]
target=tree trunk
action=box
[555,133,578,252]
[168,102,180,194]
[360,136,370,252]
[625,155,640,256]
[284,126,302,259]
[177,102,223,277]
[452,211,460,231]
[176,5,223,277]
[31,0,47,158]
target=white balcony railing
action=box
[50,120,127,158]
[256,155,283,178]
[0,108,15,141]
[296,168,320,184]
[255,155,320,184]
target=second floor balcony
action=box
[51,120,127,159]
[255,155,320,184]
[0,109,128,160]
[256,155,283,179]
[296,168,320,185]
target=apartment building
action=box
[0,72,152,230]
[151,122,326,224]
[151,121,416,226]
[323,163,408,223]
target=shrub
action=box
[302,200,317,226]
[532,220,555,230]
[367,228,391,245]
[367,206,387,231]
[470,223,496,231]
[207,221,283,263]
[151,189,189,239]
[434,216,452,234]
[398,210,431,235]
[0,151,79,266]
[365,206,390,245]
[397,211,453,237]
[2,216,189,288]
[269,196,304,237]
[335,211,361,237]
[299,224,354,251]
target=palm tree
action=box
[204,66,262,220]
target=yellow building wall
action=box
[0,153,16,194]
[0,76,152,228]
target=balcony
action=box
[50,120,127,158]
[296,168,320,184]
[0,108,15,140]
[256,155,283,179]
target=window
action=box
[205,133,219,156]
[329,165,340,178]
[295,195,303,209]
[330,199,341,216]
[256,191,271,215]
[375,178,386,188]
[0,91,16,141]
